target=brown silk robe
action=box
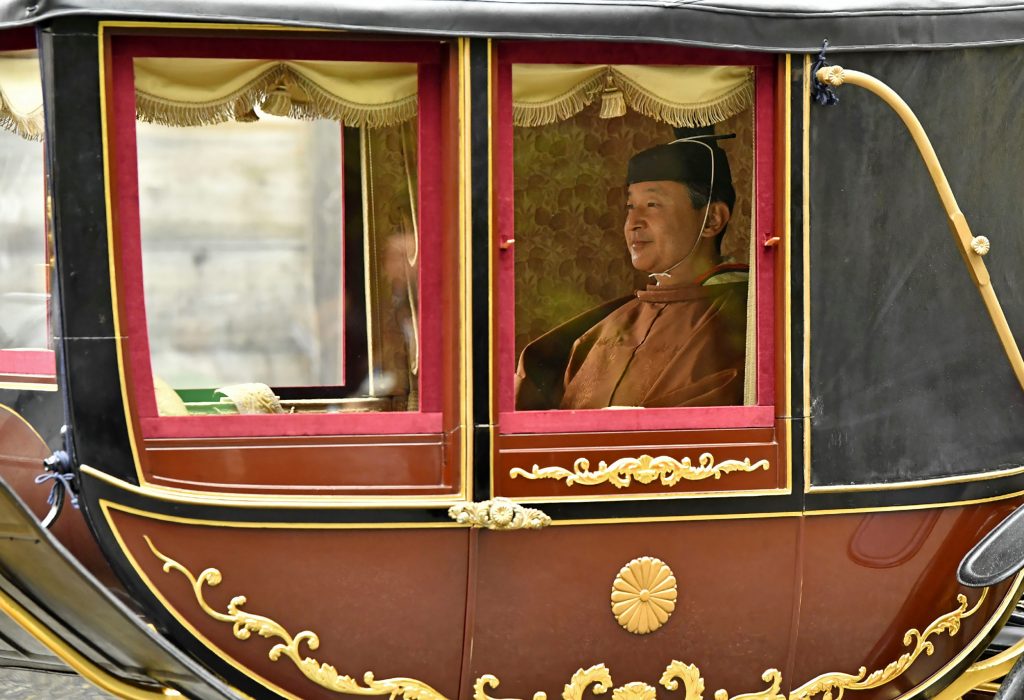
[515,278,747,410]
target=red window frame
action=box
[0,28,56,385]
[106,34,447,439]
[494,42,777,435]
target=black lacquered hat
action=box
[626,133,736,211]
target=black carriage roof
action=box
[2,0,1024,52]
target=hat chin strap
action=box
[648,198,712,285]
[648,136,715,286]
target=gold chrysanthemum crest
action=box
[611,557,677,634]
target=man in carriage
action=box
[515,133,749,410]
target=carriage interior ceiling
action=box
[4,2,1024,700]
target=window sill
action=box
[140,411,444,439]
[499,405,774,434]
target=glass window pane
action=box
[512,65,754,411]
[135,60,420,417]
[0,127,47,351]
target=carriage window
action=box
[496,46,776,435]
[0,46,54,384]
[107,37,448,437]
[136,112,419,416]
[135,61,421,418]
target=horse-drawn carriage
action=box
[3,1,1024,698]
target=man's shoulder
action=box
[522,295,635,359]
[698,262,750,287]
[515,294,634,410]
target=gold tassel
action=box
[599,75,627,119]
[234,106,260,123]
[260,84,292,117]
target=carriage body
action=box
[2,3,1024,698]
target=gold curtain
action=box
[0,52,44,141]
[512,64,753,127]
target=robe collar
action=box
[636,262,749,303]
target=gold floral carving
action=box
[476,662,714,700]
[144,536,447,699]
[564,665,614,700]
[143,536,987,700]
[660,661,706,700]
[474,592,987,700]
[447,498,551,530]
[613,682,659,700]
[611,557,677,634]
[713,670,784,700]
[789,590,988,699]
[510,453,769,489]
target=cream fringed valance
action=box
[135,60,754,129]
[0,58,753,138]
[512,64,754,127]
[0,54,44,141]
[133,58,420,128]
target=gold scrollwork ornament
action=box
[613,682,659,700]
[144,536,448,699]
[447,498,551,530]
[789,590,987,699]
[472,591,986,700]
[144,536,988,700]
[510,453,769,489]
[611,557,677,635]
[476,662,715,700]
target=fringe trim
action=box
[0,91,44,141]
[512,67,754,128]
[612,67,754,127]
[135,64,417,128]
[512,70,607,127]
[135,65,287,127]
[285,71,417,129]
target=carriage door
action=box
[464,41,798,694]
[88,26,472,699]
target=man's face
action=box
[624,180,704,274]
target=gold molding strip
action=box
[0,585,173,699]
[447,498,551,529]
[932,628,1024,699]
[0,381,58,392]
[459,36,475,503]
[145,535,988,700]
[510,454,769,489]
[81,464,469,511]
[816,65,1024,395]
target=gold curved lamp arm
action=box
[816,65,1024,394]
